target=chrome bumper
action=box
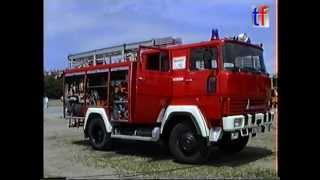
[222,110,275,139]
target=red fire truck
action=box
[63,31,274,164]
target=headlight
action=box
[234,118,243,128]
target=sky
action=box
[44,0,276,74]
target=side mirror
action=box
[207,76,216,93]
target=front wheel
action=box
[87,117,111,150]
[169,122,209,164]
[218,132,249,153]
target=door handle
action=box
[137,77,145,81]
[185,78,193,82]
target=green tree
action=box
[44,75,63,99]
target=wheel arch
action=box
[160,105,210,140]
[84,108,112,137]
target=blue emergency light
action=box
[211,29,219,40]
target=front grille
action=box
[251,115,256,125]
[257,118,262,125]
[244,115,248,125]
[229,98,246,114]
[268,112,272,122]
[229,98,266,114]
[251,99,266,106]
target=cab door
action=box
[171,48,189,99]
[185,46,218,96]
[184,46,221,119]
[133,48,171,124]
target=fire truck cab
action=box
[63,32,274,164]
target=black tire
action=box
[87,117,111,150]
[169,121,209,164]
[218,132,249,153]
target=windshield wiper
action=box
[228,66,241,72]
[241,67,257,73]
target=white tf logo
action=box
[246,99,250,110]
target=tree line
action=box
[44,75,63,99]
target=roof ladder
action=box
[68,37,182,68]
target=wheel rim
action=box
[91,124,104,144]
[178,131,198,155]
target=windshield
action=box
[223,42,266,73]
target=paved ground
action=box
[43,101,278,179]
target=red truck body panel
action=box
[64,38,271,127]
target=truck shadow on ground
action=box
[73,139,273,167]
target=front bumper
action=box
[222,110,274,139]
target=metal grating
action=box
[229,98,266,114]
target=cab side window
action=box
[190,47,217,70]
[145,51,169,72]
[146,53,159,71]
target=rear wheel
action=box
[87,117,111,150]
[218,132,249,153]
[169,122,209,164]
